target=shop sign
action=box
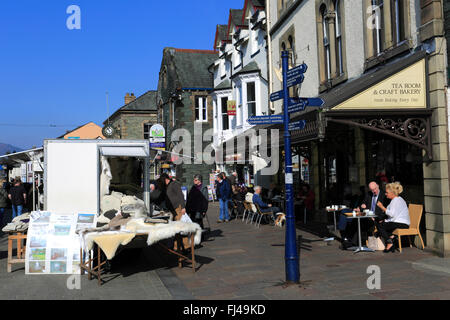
[150,124,165,139]
[227,100,237,116]
[334,59,426,110]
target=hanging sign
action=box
[227,100,237,116]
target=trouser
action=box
[189,212,204,230]
[219,199,230,221]
[0,207,5,226]
[261,207,281,220]
[375,221,409,244]
[174,206,190,250]
[12,205,23,219]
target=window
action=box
[221,97,229,130]
[391,0,406,45]
[144,123,152,139]
[288,35,296,67]
[247,82,256,118]
[195,96,208,122]
[171,102,176,127]
[372,0,385,55]
[335,0,344,76]
[321,5,332,81]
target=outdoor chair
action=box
[254,204,275,228]
[232,199,245,220]
[393,204,425,253]
[243,201,257,224]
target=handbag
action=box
[367,236,385,251]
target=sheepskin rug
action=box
[125,219,202,246]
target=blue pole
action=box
[281,50,300,283]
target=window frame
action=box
[195,96,208,123]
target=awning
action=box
[99,146,149,158]
[0,148,44,168]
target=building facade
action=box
[103,91,158,140]
[59,122,105,140]
[267,0,450,256]
[211,0,269,186]
[157,47,218,188]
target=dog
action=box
[275,213,286,227]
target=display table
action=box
[79,219,201,286]
[7,232,27,273]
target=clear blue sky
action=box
[0,0,243,149]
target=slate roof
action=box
[231,61,260,78]
[170,48,218,89]
[104,90,158,124]
[251,0,265,8]
[214,79,232,91]
[230,9,248,28]
[217,25,229,43]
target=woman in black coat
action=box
[186,175,209,229]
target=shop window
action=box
[195,96,208,122]
[221,97,229,131]
[247,82,256,118]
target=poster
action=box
[26,212,97,275]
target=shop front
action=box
[289,50,438,248]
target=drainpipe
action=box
[266,0,275,113]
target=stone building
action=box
[265,0,450,256]
[103,91,158,140]
[157,47,218,188]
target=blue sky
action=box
[0,0,244,149]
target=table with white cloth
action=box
[79,218,202,285]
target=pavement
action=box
[1,204,450,300]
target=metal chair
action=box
[254,204,275,228]
[244,201,256,224]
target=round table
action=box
[347,214,378,254]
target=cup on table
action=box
[352,211,357,217]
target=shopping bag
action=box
[367,236,385,251]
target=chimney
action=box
[125,93,136,105]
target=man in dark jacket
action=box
[8,177,27,219]
[161,173,186,221]
[186,175,209,229]
[216,173,231,223]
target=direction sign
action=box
[286,64,307,88]
[288,120,307,131]
[247,115,284,126]
[270,90,284,102]
[288,98,307,114]
[305,98,325,107]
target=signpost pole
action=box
[282,51,300,284]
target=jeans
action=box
[12,205,23,219]
[219,199,230,221]
[0,207,4,226]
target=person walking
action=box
[186,175,209,230]
[0,180,8,227]
[8,177,27,219]
[216,173,231,223]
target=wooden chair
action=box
[393,204,425,253]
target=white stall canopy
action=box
[100,145,148,158]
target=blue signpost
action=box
[277,52,324,284]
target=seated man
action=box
[252,186,282,221]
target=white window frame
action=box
[144,123,152,139]
[195,96,208,123]
[335,0,343,76]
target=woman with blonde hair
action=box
[376,182,410,253]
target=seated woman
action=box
[375,182,410,253]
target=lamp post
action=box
[282,50,300,284]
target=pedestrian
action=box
[228,172,238,186]
[160,173,186,221]
[8,177,27,219]
[216,173,231,223]
[186,175,209,230]
[0,180,8,226]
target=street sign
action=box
[288,98,307,114]
[305,98,325,107]
[247,115,284,125]
[286,64,307,88]
[270,90,284,102]
[288,120,307,131]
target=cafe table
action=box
[347,213,377,254]
[326,206,348,232]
